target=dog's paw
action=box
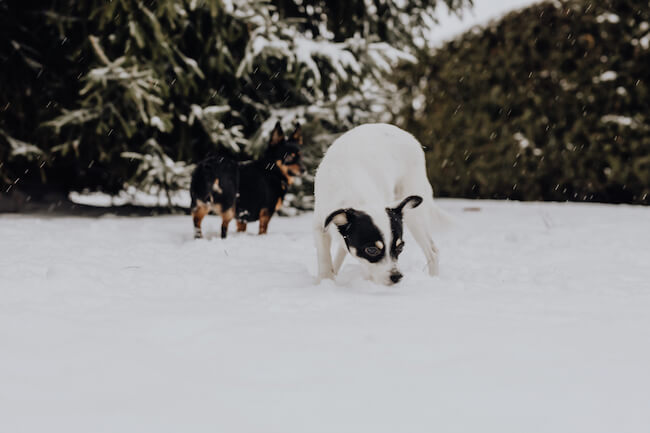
[427,265,439,277]
[316,271,335,282]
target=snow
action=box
[596,13,621,24]
[640,33,650,50]
[294,37,360,82]
[596,70,618,82]
[149,115,166,131]
[2,199,650,433]
[513,131,531,149]
[69,188,191,208]
[601,114,637,128]
[5,136,44,158]
[427,0,543,46]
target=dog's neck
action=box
[255,158,293,190]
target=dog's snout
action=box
[389,272,403,284]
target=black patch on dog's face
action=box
[385,195,424,259]
[386,209,405,260]
[325,209,385,263]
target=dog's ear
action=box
[324,208,352,230]
[389,195,423,215]
[290,123,303,146]
[269,121,284,147]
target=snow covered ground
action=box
[2,199,650,433]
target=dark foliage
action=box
[398,0,650,204]
[0,0,470,207]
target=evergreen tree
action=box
[1,0,471,208]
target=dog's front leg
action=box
[332,242,347,275]
[314,227,335,280]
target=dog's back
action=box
[313,123,443,282]
[190,154,239,209]
[236,161,285,223]
[315,123,431,213]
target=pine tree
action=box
[1,0,471,208]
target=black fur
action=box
[236,123,304,223]
[386,195,422,259]
[189,121,304,237]
[386,209,404,260]
[236,161,284,222]
[324,195,423,268]
[190,155,239,211]
[325,208,386,263]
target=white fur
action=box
[313,123,442,284]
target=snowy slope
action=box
[1,199,650,433]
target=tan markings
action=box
[259,208,271,235]
[376,241,384,249]
[286,163,302,176]
[332,213,348,226]
[270,126,284,146]
[579,33,595,50]
[210,203,223,215]
[192,201,210,238]
[290,124,303,145]
[220,206,235,239]
[395,239,403,247]
[275,197,283,211]
[275,160,295,185]
[236,221,247,232]
[212,178,223,193]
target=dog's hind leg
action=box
[332,242,347,275]
[221,206,235,239]
[314,227,335,280]
[236,221,247,233]
[192,201,209,239]
[404,204,440,276]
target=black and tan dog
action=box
[190,122,304,239]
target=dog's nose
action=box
[389,272,403,284]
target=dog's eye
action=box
[364,246,381,257]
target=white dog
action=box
[313,123,443,285]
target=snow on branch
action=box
[0,130,44,161]
[121,139,195,206]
